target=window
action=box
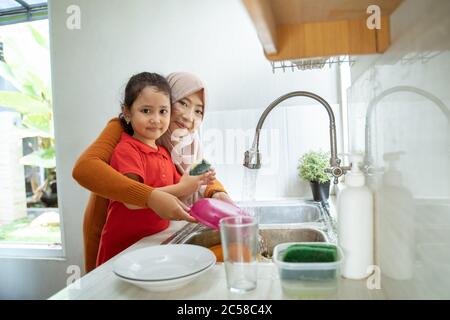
[0,9,61,257]
[0,0,48,26]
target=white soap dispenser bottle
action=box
[338,153,374,279]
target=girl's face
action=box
[123,86,171,146]
[169,90,204,136]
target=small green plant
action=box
[297,151,332,183]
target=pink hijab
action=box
[157,72,207,204]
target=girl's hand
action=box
[146,189,196,222]
[178,171,211,197]
[212,192,235,205]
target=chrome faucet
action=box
[243,91,350,184]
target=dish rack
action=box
[270,55,355,73]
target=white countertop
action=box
[49,216,385,300]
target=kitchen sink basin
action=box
[258,227,327,257]
[240,201,324,225]
[164,225,327,259]
[161,199,335,259]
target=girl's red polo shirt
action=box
[96,133,181,266]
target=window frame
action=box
[0,0,48,26]
[0,242,64,259]
[0,16,63,259]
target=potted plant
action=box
[297,150,332,202]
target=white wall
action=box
[348,0,450,298]
[0,0,338,298]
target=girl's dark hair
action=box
[119,72,171,135]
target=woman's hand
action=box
[212,191,235,205]
[146,189,196,222]
[203,169,216,185]
[206,168,216,185]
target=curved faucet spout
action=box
[243,91,348,184]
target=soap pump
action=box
[337,153,374,279]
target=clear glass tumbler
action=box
[219,215,258,293]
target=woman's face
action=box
[169,90,204,136]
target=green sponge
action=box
[189,159,211,176]
[280,244,338,281]
[282,244,337,263]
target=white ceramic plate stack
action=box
[113,244,216,292]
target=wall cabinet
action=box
[242,0,403,61]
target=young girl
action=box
[96,72,212,266]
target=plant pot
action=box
[309,181,330,203]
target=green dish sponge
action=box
[280,244,339,281]
[282,244,337,263]
[189,159,211,176]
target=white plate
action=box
[113,244,216,281]
[114,262,215,292]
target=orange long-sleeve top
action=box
[72,118,226,273]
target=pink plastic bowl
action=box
[189,198,250,230]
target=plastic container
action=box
[189,198,250,230]
[273,242,344,298]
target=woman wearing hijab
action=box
[72,72,234,272]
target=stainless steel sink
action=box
[177,226,327,258]
[240,201,324,225]
[161,199,335,258]
[258,227,327,257]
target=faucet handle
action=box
[330,166,343,177]
[326,165,351,184]
[324,167,339,184]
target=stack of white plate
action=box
[113,244,216,292]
